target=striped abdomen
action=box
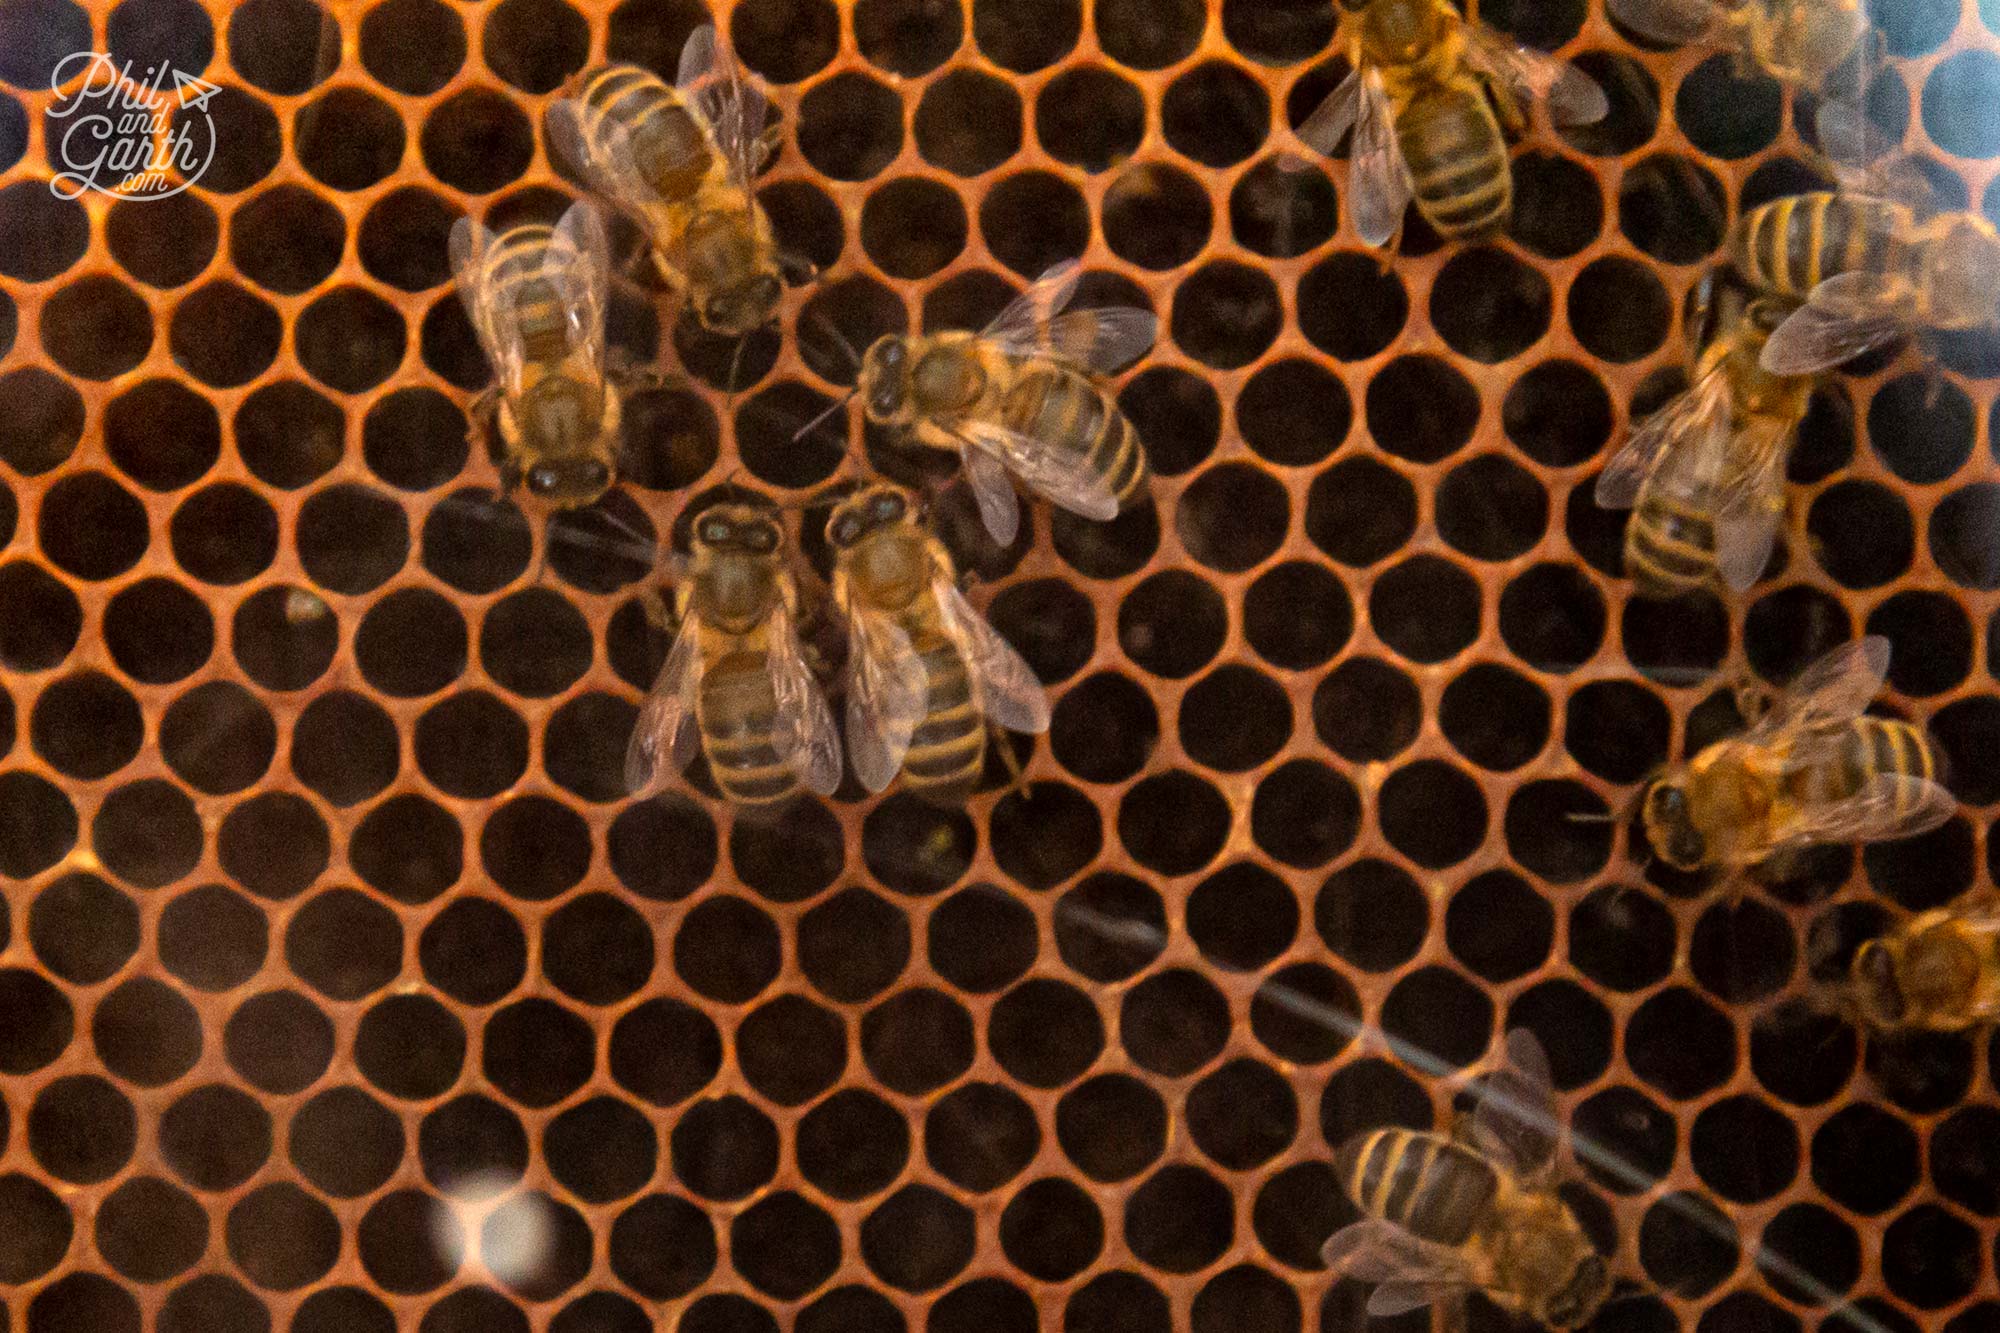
[574,64,714,201]
[1000,365,1149,508]
[1399,85,1511,239]
[1792,718,1936,811]
[484,226,570,365]
[1626,485,1719,598]
[901,632,986,796]
[698,650,796,805]
[1730,193,1912,299]
[1337,1129,1500,1247]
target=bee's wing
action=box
[1042,308,1159,373]
[1349,69,1414,248]
[1368,1282,1468,1318]
[1297,68,1362,157]
[843,608,927,794]
[1594,368,1733,510]
[679,24,771,191]
[1760,272,1906,376]
[957,418,1122,523]
[1784,773,1958,848]
[549,201,611,367]
[962,442,1022,548]
[1468,1027,1559,1176]
[1323,1216,1476,1292]
[1751,635,1891,741]
[546,90,691,215]
[624,606,704,796]
[449,216,531,396]
[981,259,1084,354]
[934,572,1050,736]
[766,598,842,796]
[1711,416,1794,591]
[1464,22,1610,125]
[1604,0,1723,45]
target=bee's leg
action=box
[1484,76,1528,140]
[607,345,676,392]
[467,386,500,448]
[1732,673,1775,726]
[991,725,1032,800]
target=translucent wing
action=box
[1323,1217,1477,1290]
[961,441,1022,548]
[982,259,1083,353]
[1711,417,1793,591]
[624,607,703,795]
[843,609,928,794]
[934,572,1050,736]
[958,418,1121,523]
[1760,272,1906,376]
[1297,68,1362,157]
[547,93,688,215]
[1464,23,1610,125]
[1042,308,1159,373]
[1594,368,1733,510]
[1604,0,1722,44]
[1370,1283,1464,1318]
[549,200,611,368]
[1784,773,1958,847]
[1350,69,1414,248]
[766,599,841,796]
[449,216,532,395]
[1749,635,1891,743]
[1469,1027,1558,1176]
[679,24,769,189]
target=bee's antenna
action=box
[808,308,865,371]
[792,385,859,444]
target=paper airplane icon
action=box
[172,71,223,111]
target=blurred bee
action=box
[450,201,622,507]
[1641,636,1955,872]
[1845,891,2000,1032]
[1595,273,1817,598]
[1325,1030,1613,1329]
[828,484,1049,798]
[1296,0,1607,247]
[624,502,841,806]
[809,260,1156,548]
[1605,0,1867,89]
[550,26,784,338]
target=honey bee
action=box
[1845,891,2000,1032]
[827,484,1049,798]
[1296,0,1607,247]
[1325,1030,1612,1329]
[1595,274,1817,598]
[835,260,1156,548]
[449,201,621,507]
[1605,0,1867,88]
[624,502,841,806]
[1641,636,1955,872]
[550,26,784,338]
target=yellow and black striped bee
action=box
[842,260,1156,548]
[1641,636,1954,872]
[828,484,1049,798]
[449,201,621,507]
[549,26,784,338]
[1606,0,1867,88]
[624,503,841,806]
[1296,0,1606,246]
[1846,890,2000,1033]
[1326,1030,1612,1329]
[1595,274,1818,598]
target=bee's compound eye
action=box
[700,517,731,543]
[527,466,563,495]
[831,515,860,547]
[872,492,902,520]
[880,341,905,369]
[750,525,778,552]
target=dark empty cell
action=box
[1506,151,1604,258]
[230,0,336,93]
[478,587,591,698]
[359,189,456,294]
[230,186,344,296]
[1177,461,1288,572]
[1751,999,1857,1105]
[158,884,267,992]
[1870,591,1972,696]
[1569,256,1671,362]
[159,680,276,795]
[672,1095,781,1202]
[293,1289,394,1333]
[0,93,16,172]
[29,1075,135,1183]
[1119,769,1231,876]
[1250,963,1359,1068]
[0,369,81,483]
[1618,154,1727,265]
[40,472,148,581]
[31,872,138,986]
[1758,1203,1861,1305]
[727,0,839,79]
[31,672,142,781]
[1125,1166,1234,1273]
[1571,1085,1675,1195]
[1054,872,1167,982]
[677,1296,777,1333]
[544,891,653,1006]
[1506,779,1613,883]
[861,987,976,1095]
[480,797,589,905]
[1229,154,1336,259]
[1743,585,1853,686]
[1865,814,1975,913]
[1637,1192,1738,1297]
[1674,54,1781,159]
[1815,1103,1922,1216]
[292,690,399,806]
[1371,556,1482,664]
[991,977,1104,1087]
[0,967,72,1073]
[726,797,842,903]
[1120,967,1230,1076]
[105,0,208,71]
[104,378,221,492]
[185,85,283,192]
[1870,373,1975,482]
[736,380,845,487]
[358,1190,462,1295]
[1179,665,1290,771]
[1250,759,1360,870]
[927,886,1038,993]
[291,1087,403,1198]
[1428,246,1552,363]
[170,282,282,387]
[1444,456,1551,563]
[856,178,966,280]
[1379,966,1493,1071]
[913,68,1021,174]
[1930,1106,2000,1219]
[1237,359,1351,469]
[1792,382,1856,482]
[353,586,467,697]
[795,890,907,1006]
[350,793,460,906]
[1188,1059,1299,1172]
[791,1089,910,1203]
[1052,500,1159,579]
[730,1191,842,1301]
[1313,658,1422,765]
[356,0,465,95]
[797,71,903,181]
[985,580,1095,690]
[298,86,406,191]
[1690,1093,1799,1203]
[1303,458,1416,572]
[1935,696,2000,805]
[1298,250,1406,360]
[550,496,655,595]
[230,584,335,692]
[420,292,489,389]
[857,1184,975,1293]
[0,771,76,885]
[1160,61,1269,169]
[990,781,1101,890]
[1036,66,1144,172]
[218,791,330,901]
[234,381,344,492]
[1620,592,1729,683]
[624,386,722,494]
[421,897,527,1006]
[158,1087,269,1197]
[1367,354,1481,461]
[1119,570,1224,678]
[421,87,532,192]
[25,1273,142,1333]
[93,778,201,890]
[739,995,848,1107]
[544,692,638,804]
[854,0,961,73]
[978,173,1090,283]
[1627,986,1735,1098]
[415,691,529,798]
[1933,483,2000,589]
[1565,679,1670,782]
[1187,862,1298,971]
[482,0,585,92]
[0,184,87,282]
[848,798,970,901]
[673,895,781,1004]
[297,287,409,394]
[1445,870,1553,983]
[1170,260,1282,369]
[543,1096,658,1205]
[356,993,466,1101]
[40,275,152,381]
[999,1178,1104,1281]
[1924,50,2000,158]
[286,888,403,1002]
[1882,1205,1982,1309]
[607,1194,717,1303]
[1807,480,1914,588]
[1050,1075,1166,1186]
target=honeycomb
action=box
[2,0,2000,1328]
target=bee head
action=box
[1640,779,1708,870]
[827,485,911,549]
[1541,1254,1612,1330]
[691,503,782,556]
[1850,939,1907,1028]
[702,272,783,338]
[859,336,914,423]
[510,378,614,506]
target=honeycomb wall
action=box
[1,0,1999,1329]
